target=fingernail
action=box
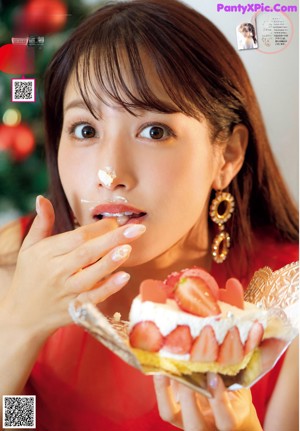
[113,272,131,285]
[207,372,218,390]
[123,224,146,239]
[36,195,42,215]
[111,244,132,262]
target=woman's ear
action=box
[212,124,248,190]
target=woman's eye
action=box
[139,125,171,140]
[73,124,96,139]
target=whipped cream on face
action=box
[98,166,117,187]
[129,296,268,349]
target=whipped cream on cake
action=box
[128,267,268,375]
[129,298,267,360]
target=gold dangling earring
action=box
[209,190,235,263]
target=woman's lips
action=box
[91,203,147,226]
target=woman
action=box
[237,23,258,50]
[0,0,298,429]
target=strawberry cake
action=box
[128,267,268,376]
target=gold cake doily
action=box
[245,261,299,310]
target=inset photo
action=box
[236,22,258,50]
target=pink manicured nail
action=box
[36,195,42,215]
[123,224,146,239]
[111,245,132,262]
[207,372,218,390]
[113,272,131,285]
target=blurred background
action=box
[0,0,298,227]
[0,0,104,226]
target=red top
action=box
[23,226,298,430]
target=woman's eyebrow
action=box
[64,99,89,113]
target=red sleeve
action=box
[252,230,299,272]
[250,231,298,425]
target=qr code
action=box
[11,79,36,103]
[2,396,36,429]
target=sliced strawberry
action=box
[140,279,168,304]
[219,278,244,309]
[165,266,220,300]
[218,326,244,365]
[181,267,220,299]
[190,325,219,362]
[129,321,163,352]
[163,325,193,355]
[174,277,221,317]
[244,321,264,355]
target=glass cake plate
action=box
[69,261,299,397]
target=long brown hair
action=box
[43,0,298,254]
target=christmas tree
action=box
[0,0,103,225]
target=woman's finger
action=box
[66,244,132,294]
[63,224,145,275]
[207,372,238,431]
[21,196,55,249]
[51,218,119,256]
[178,384,209,431]
[77,271,131,304]
[153,375,182,427]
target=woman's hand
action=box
[2,196,145,338]
[153,373,262,431]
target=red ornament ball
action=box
[0,124,14,151]
[0,123,35,161]
[0,44,34,74]
[22,0,68,35]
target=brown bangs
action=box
[73,15,201,119]
[68,0,247,140]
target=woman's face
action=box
[240,25,252,38]
[58,67,225,267]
